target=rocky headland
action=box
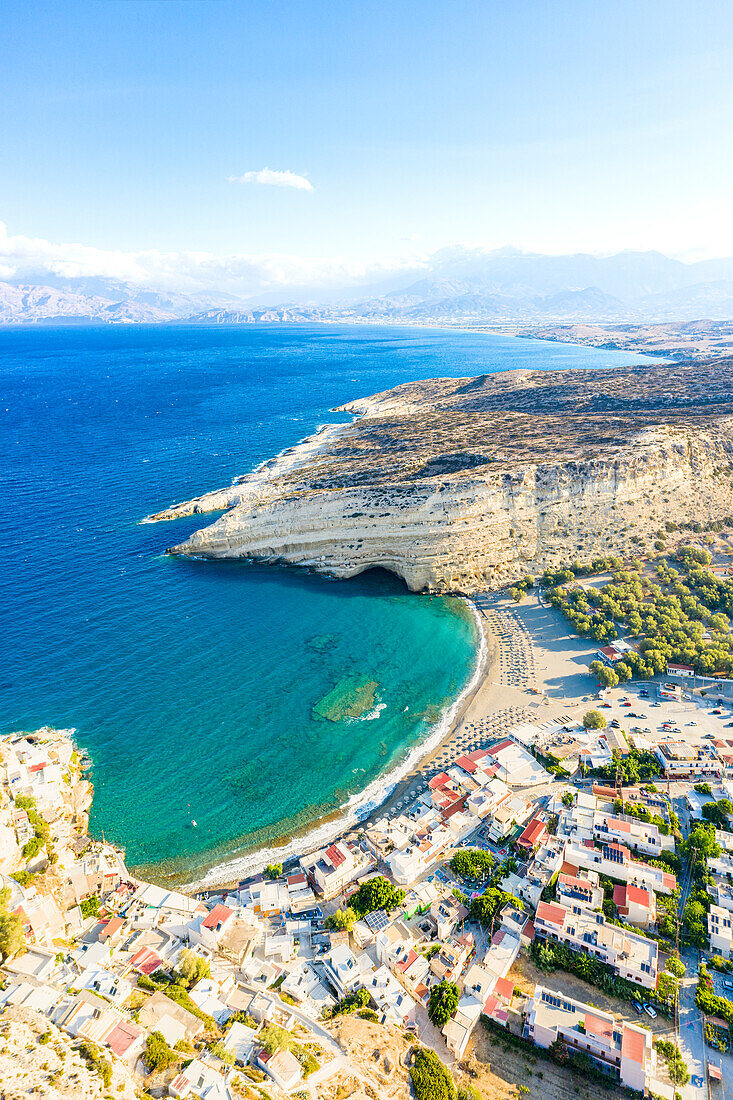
[145,360,733,593]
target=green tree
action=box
[702,800,733,828]
[78,1042,112,1087]
[409,1047,456,1100]
[588,661,619,688]
[145,1031,177,1073]
[470,887,522,926]
[549,1036,571,1065]
[666,956,686,979]
[0,887,25,961]
[259,1023,292,1056]
[178,948,211,987]
[210,1041,235,1065]
[350,876,405,917]
[324,907,356,932]
[428,981,460,1027]
[561,791,574,807]
[683,899,708,948]
[655,1040,690,1087]
[264,863,283,880]
[683,822,721,862]
[582,709,607,730]
[449,848,495,880]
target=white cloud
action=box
[227,168,314,192]
[0,220,425,300]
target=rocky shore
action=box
[146,359,733,593]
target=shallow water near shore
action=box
[0,323,661,882]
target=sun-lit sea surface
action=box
[0,324,661,883]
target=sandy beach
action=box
[190,585,604,892]
[354,594,539,823]
[350,585,608,828]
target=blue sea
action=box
[0,324,659,884]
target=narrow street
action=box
[672,789,709,1100]
[678,949,709,1100]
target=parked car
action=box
[639,689,649,697]
[633,1002,644,1015]
[643,1004,657,1018]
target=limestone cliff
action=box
[145,361,733,593]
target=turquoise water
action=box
[0,324,660,883]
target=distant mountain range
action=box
[6,247,733,326]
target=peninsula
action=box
[147,359,733,593]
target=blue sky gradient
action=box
[3,0,732,265]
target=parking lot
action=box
[594,679,733,754]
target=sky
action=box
[2,0,733,294]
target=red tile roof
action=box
[428,772,451,790]
[488,739,514,756]
[621,1026,645,1065]
[493,976,514,1002]
[585,1013,612,1041]
[441,797,468,822]
[592,784,618,798]
[517,817,548,848]
[466,749,490,762]
[325,844,347,868]
[536,901,567,928]
[625,883,652,907]
[397,949,419,973]
[455,755,479,773]
[129,946,163,976]
[99,916,124,941]
[560,873,592,891]
[106,1019,141,1058]
[202,903,233,931]
[662,872,677,890]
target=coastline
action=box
[141,417,354,525]
[176,595,489,892]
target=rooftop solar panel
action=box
[365,909,389,932]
